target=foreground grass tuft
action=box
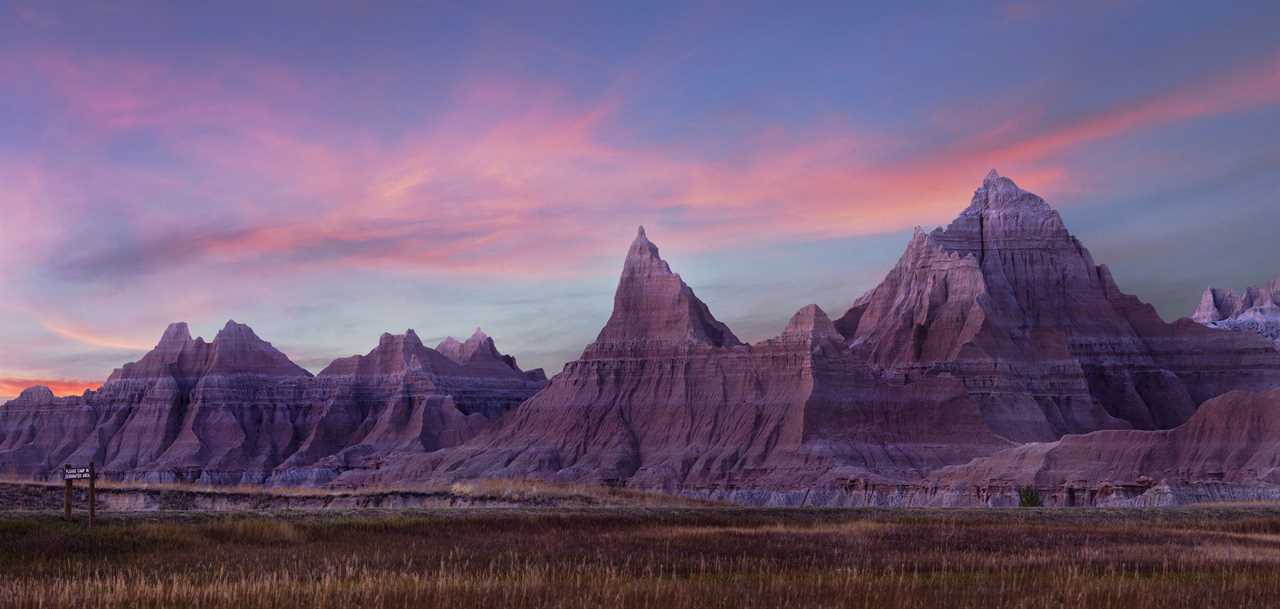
[3,508,1280,608]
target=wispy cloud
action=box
[37,318,153,352]
[21,45,1278,288]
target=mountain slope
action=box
[343,228,1013,501]
[836,170,1280,441]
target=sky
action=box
[1,1,1278,401]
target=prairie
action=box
[3,502,1280,608]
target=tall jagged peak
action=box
[158,322,193,346]
[927,170,1072,260]
[623,224,674,277]
[215,319,254,338]
[206,320,311,377]
[594,227,741,349]
[963,168,1052,215]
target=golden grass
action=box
[0,475,705,507]
[3,509,1280,608]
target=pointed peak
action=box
[595,226,741,349]
[468,327,490,341]
[158,322,192,346]
[215,319,259,341]
[623,225,671,276]
[403,329,424,347]
[782,304,842,341]
[967,169,1050,213]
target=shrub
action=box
[1018,486,1043,508]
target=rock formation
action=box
[927,389,1280,507]
[340,228,1014,500]
[3,171,1279,508]
[1192,276,1280,350]
[835,170,1280,441]
[0,323,545,484]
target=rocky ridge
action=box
[924,389,1280,507]
[1192,277,1280,350]
[0,323,545,485]
[336,227,1018,496]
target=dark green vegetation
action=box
[1018,485,1044,508]
[4,507,1280,608]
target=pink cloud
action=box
[10,47,1280,285]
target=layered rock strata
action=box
[835,171,1280,441]
[0,322,545,484]
[924,389,1280,507]
[340,228,1014,495]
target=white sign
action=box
[64,466,92,481]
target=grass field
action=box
[4,507,1280,608]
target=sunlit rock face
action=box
[835,170,1280,441]
[341,227,1014,495]
[1192,277,1280,350]
[0,322,545,485]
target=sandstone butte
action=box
[2,171,1279,506]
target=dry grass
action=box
[3,508,1280,608]
[0,476,705,508]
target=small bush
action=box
[1018,486,1043,508]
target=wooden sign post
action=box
[63,462,97,526]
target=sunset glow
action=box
[1,2,1277,400]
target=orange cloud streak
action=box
[0,377,101,401]
[38,319,153,351]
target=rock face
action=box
[340,228,1014,497]
[1192,277,1280,350]
[0,323,545,484]
[835,171,1280,441]
[927,389,1280,507]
